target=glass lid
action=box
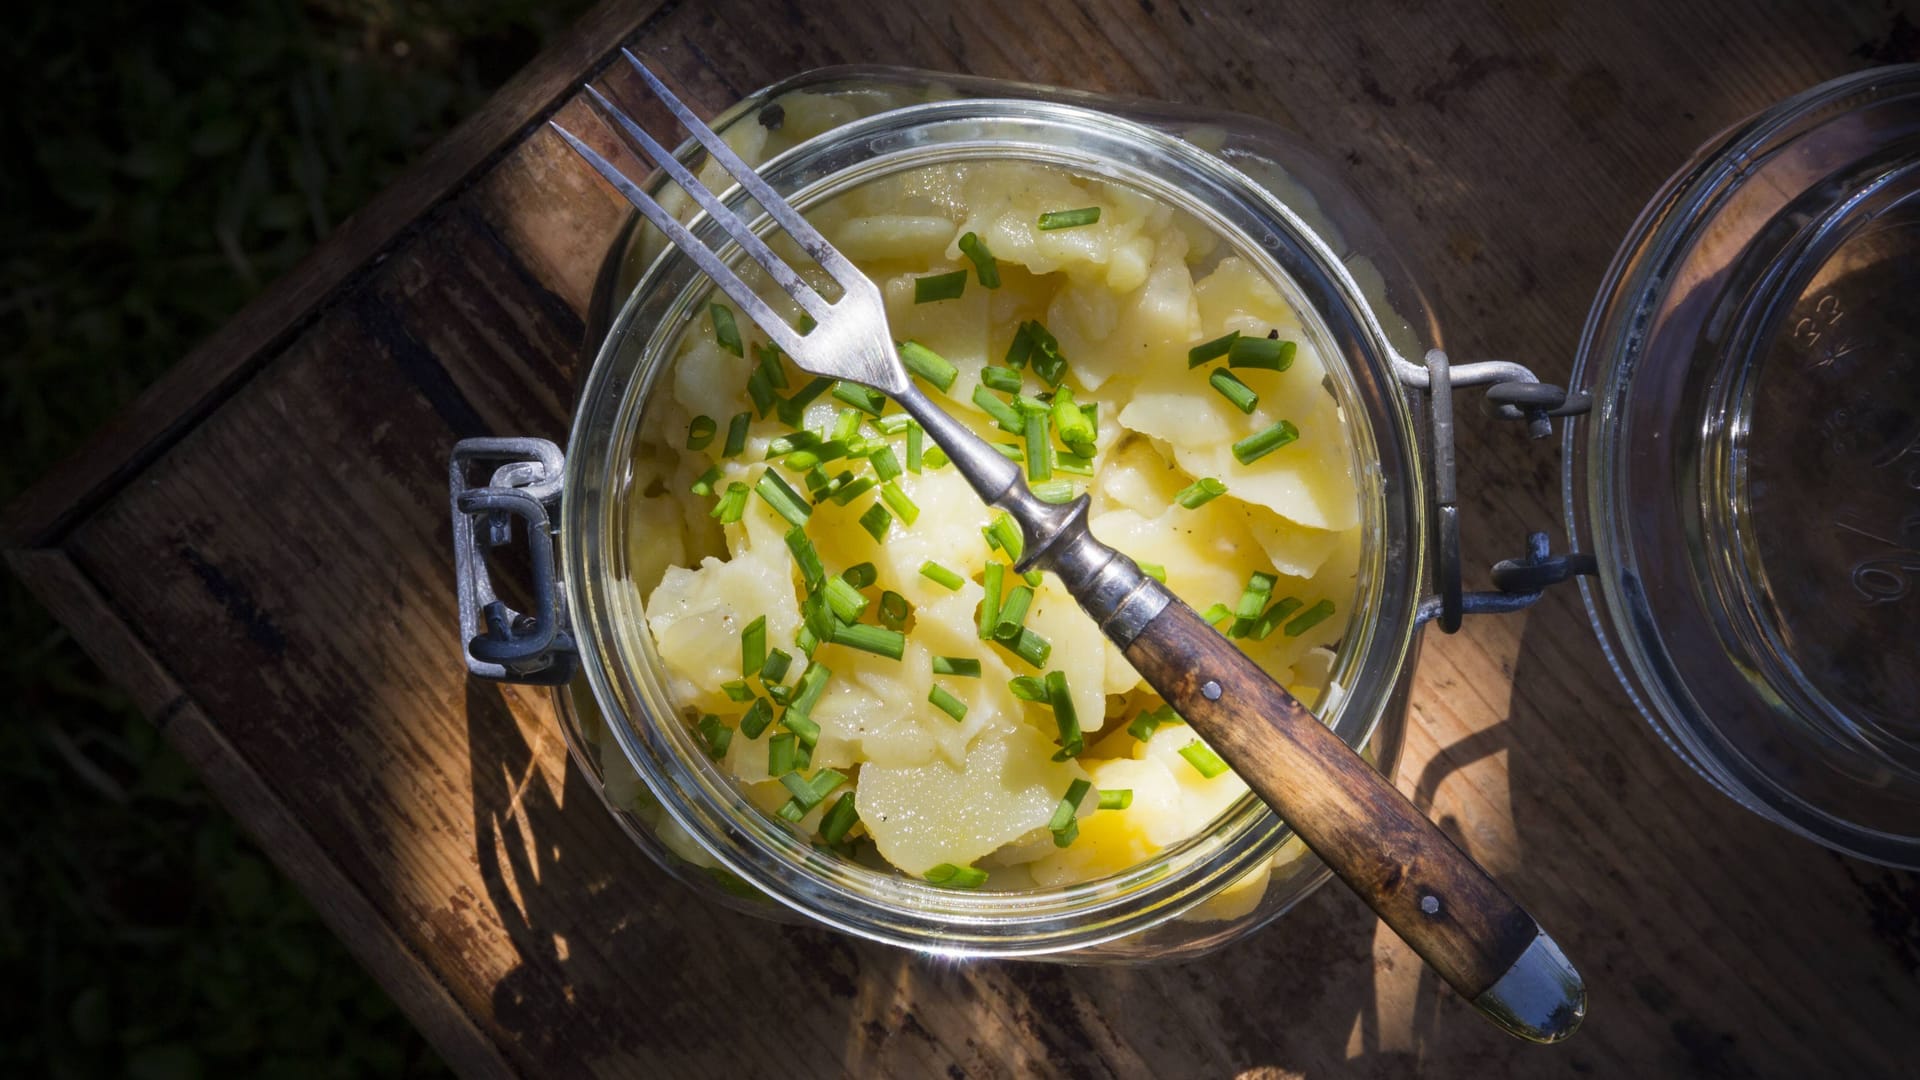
[1568,64,1920,868]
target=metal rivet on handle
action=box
[1421,894,1441,915]
[1202,680,1222,701]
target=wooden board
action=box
[10,1,1919,1075]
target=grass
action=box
[2,1,592,1074]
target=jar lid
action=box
[1568,64,1920,867]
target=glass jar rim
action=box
[563,94,1429,952]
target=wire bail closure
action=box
[449,437,577,684]
[1399,350,1595,631]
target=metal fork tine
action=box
[580,84,831,323]
[547,121,805,357]
[618,49,864,283]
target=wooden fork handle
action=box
[1121,597,1585,1041]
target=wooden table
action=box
[10,1,1919,1075]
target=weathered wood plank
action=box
[10,1,1920,1077]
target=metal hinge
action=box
[449,437,577,684]
[1399,350,1596,632]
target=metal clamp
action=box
[1402,350,1595,631]
[450,437,577,684]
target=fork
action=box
[553,50,1583,1042]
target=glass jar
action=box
[1566,64,1920,867]
[448,67,1581,961]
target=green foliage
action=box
[2,0,592,1075]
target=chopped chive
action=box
[878,591,910,631]
[925,445,950,469]
[906,422,924,473]
[711,482,749,523]
[692,465,724,497]
[784,440,851,471]
[924,863,987,888]
[765,683,794,705]
[881,481,919,525]
[832,381,886,416]
[804,468,844,501]
[794,740,814,772]
[1004,322,1033,369]
[1284,598,1336,637]
[1045,670,1083,758]
[971,383,1025,433]
[697,715,732,760]
[746,365,777,418]
[914,269,969,303]
[764,430,820,460]
[777,377,833,426]
[992,443,1024,462]
[823,576,869,624]
[795,624,819,658]
[1023,321,1067,387]
[740,697,775,738]
[993,585,1034,642]
[1008,675,1048,701]
[1127,703,1179,742]
[932,656,982,678]
[710,303,743,356]
[1175,477,1228,509]
[754,342,789,390]
[981,366,1023,393]
[1010,393,1051,417]
[978,562,1003,639]
[872,413,912,435]
[1231,570,1278,638]
[1098,789,1133,811]
[842,562,878,589]
[1188,330,1240,368]
[1228,334,1296,372]
[1007,627,1051,669]
[721,679,755,702]
[827,476,878,506]
[984,513,1024,562]
[722,411,752,457]
[1049,778,1092,847]
[789,662,832,718]
[779,768,846,817]
[1199,602,1234,627]
[1232,419,1300,464]
[780,710,821,747]
[1022,569,1044,588]
[784,526,826,591]
[830,408,863,443]
[858,501,893,541]
[1054,452,1093,476]
[1138,561,1167,583]
[1209,369,1259,414]
[869,446,904,482]
[1024,411,1053,482]
[742,615,767,677]
[831,622,904,660]
[1051,386,1096,453]
[928,684,969,722]
[1037,206,1101,230]
[1031,479,1075,503]
[757,469,812,526]
[686,415,717,450]
[918,560,964,591]
[1079,402,1098,442]
[768,733,797,777]
[958,231,1001,288]
[800,588,835,643]
[1251,597,1304,641]
[899,340,958,393]
[760,648,793,685]
[820,792,860,845]
[1178,739,1230,779]
[797,312,817,335]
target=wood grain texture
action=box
[9,1,1920,1076]
[1123,597,1543,1006]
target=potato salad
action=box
[627,147,1360,905]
